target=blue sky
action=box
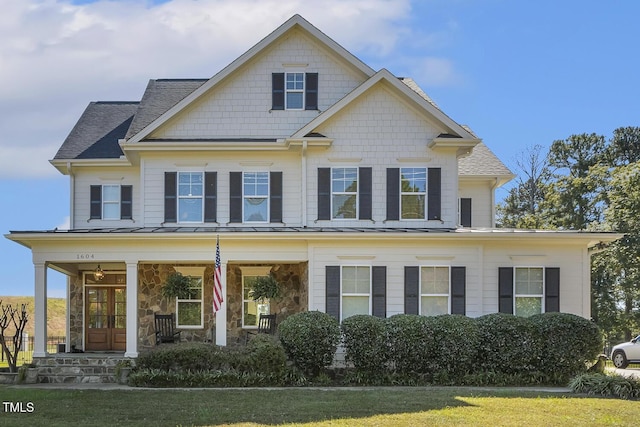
[2,0,639,297]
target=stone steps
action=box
[32,355,131,383]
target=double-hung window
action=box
[176,274,203,328]
[332,168,358,219]
[285,72,304,109]
[401,168,426,219]
[420,266,450,316]
[341,266,371,320]
[514,267,544,317]
[178,172,203,222]
[243,172,269,222]
[90,184,132,220]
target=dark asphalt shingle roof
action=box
[459,142,513,177]
[124,79,207,139]
[54,102,139,160]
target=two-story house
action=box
[7,15,618,359]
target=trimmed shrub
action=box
[242,334,287,375]
[475,313,539,375]
[429,315,479,377]
[278,311,341,377]
[529,312,602,378]
[341,315,389,375]
[136,342,230,371]
[386,314,438,375]
[569,372,640,400]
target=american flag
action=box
[213,235,224,312]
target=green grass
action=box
[0,387,636,426]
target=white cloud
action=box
[0,0,454,178]
[411,56,463,87]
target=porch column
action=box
[125,262,138,357]
[33,262,48,357]
[215,262,227,346]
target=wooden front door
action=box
[86,287,126,351]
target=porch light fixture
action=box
[94,265,104,281]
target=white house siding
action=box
[308,239,482,317]
[151,28,366,140]
[140,150,302,227]
[307,84,457,228]
[308,237,592,319]
[72,166,140,229]
[458,180,494,228]
[481,240,590,317]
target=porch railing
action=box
[0,335,67,367]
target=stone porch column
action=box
[33,262,48,357]
[125,261,138,357]
[215,262,227,346]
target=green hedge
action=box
[278,311,341,377]
[530,312,601,378]
[341,315,389,376]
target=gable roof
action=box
[291,68,479,141]
[53,101,139,161]
[125,14,375,144]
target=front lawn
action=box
[0,387,636,426]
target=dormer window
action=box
[272,72,318,110]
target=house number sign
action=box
[76,253,95,259]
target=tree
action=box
[496,144,551,228]
[0,301,29,373]
[607,126,640,166]
[544,133,609,230]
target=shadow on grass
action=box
[0,387,576,427]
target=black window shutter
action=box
[460,198,472,227]
[317,168,331,220]
[451,267,466,315]
[270,171,283,223]
[386,168,400,221]
[372,266,387,318]
[305,72,318,110]
[326,266,341,320]
[428,168,441,220]
[204,172,217,222]
[164,172,177,223]
[229,172,242,223]
[545,268,560,312]
[498,267,514,314]
[272,73,284,110]
[404,266,419,315]
[90,185,102,219]
[359,167,372,220]
[120,185,132,220]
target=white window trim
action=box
[240,266,272,329]
[400,167,427,220]
[242,171,270,223]
[340,265,372,321]
[513,266,545,316]
[285,71,305,110]
[174,266,205,329]
[177,171,204,224]
[419,265,451,316]
[331,167,359,220]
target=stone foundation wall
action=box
[68,275,83,350]
[225,262,308,343]
[138,264,215,351]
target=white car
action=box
[611,335,640,369]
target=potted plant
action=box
[249,275,282,314]
[162,272,195,300]
[115,359,134,385]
